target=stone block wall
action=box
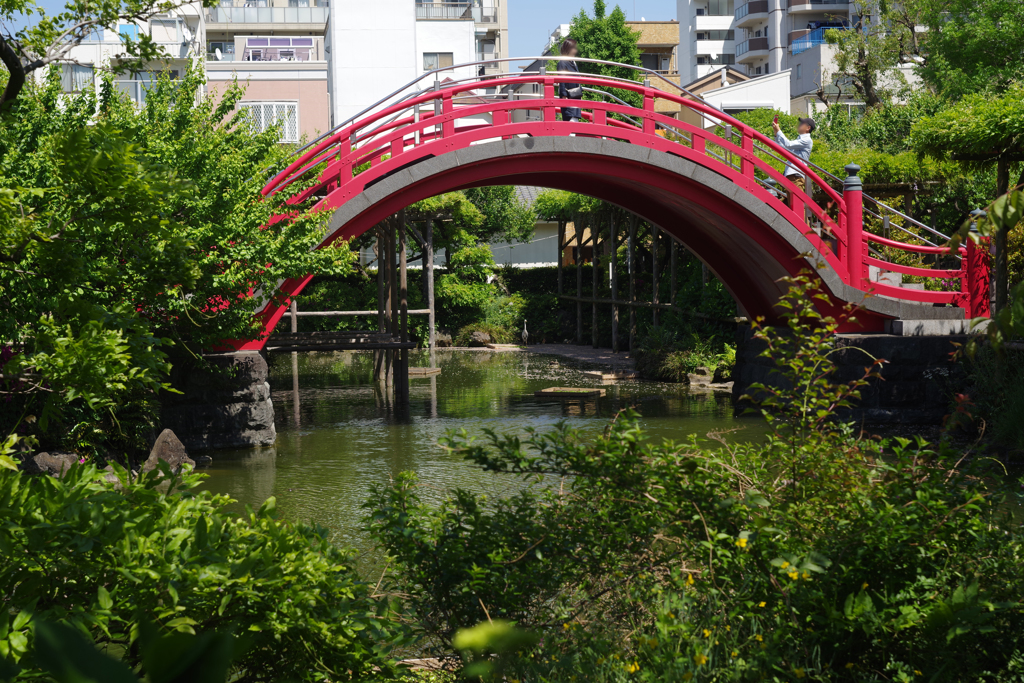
[160,351,276,451]
[732,327,967,425]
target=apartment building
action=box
[53,7,204,103]
[676,0,852,84]
[326,0,508,127]
[205,0,331,143]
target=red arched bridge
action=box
[232,58,990,350]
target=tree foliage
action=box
[0,65,351,449]
[565,0,643,109]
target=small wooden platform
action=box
[265,330,417,353]
[485,343,522,350]
[581,370,639,381]
[408,367,441,377]
[534,387,607,399]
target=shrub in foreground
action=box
[0,461,409,682]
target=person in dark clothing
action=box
[556,38,582,122]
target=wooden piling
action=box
[426,216,436,350]
[628,215,637,352]
[575,214,583,345]
[398,209,409,404]
[670,240,677,306]
[652,224,660,328]
[374,229,385,381]
[557,220,564,297]
[610,214,619,353]
[387,218,397,388]
[592,216,599,349]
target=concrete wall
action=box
[206,64,330,140]
[489,222,560,267]
[326,0,419,127]
[700,69,791,121]
[415,19,477,80]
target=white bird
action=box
[521,320,529,346]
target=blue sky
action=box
[6,0,680,60]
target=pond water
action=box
[198,349,765,566]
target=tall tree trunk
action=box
[0,36,26,108]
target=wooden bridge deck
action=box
[264,330,418,353]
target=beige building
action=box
[205,0,330,143]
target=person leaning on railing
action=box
[772,116,815,202]
[557,38,583,123]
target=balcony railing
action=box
[734,0,767,20]
[735,36,768,57]
[791,26,849,54]
[415,2,497,21]
[205,6,328,23]
[788,0,848,6]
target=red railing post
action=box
[843,163,864,288]
[965,231,992,319]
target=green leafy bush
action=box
[0,464,409,682]
[365,274,1024,681]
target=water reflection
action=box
[199,349,764,564]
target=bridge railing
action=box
[262,57,989,319]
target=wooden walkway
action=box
[265,331,417,353]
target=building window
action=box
[796,64,802,78]
[61,64,94,92]
[697,54,735,65]
[755,66,762,74]
[239,101,299,143]
[696,30,734,40]
[150,18,180,43]
[423,52,454,71]
[118,24,138,41]
[703,0,734,16]
[755,29,761,37]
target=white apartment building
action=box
[52,7,204,103]
[676,0,852,85]
[326,0,508,128]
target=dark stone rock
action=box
[143,429,195,473]
[712,365,732,383]
[469,330,492,347]
[435,333,453,348]
[22,452,79,477]
[195,455,213,467]
[160,352,276,451]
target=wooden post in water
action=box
[628,215,637,352]
[670,240,678,307]
[387,218,397,388]
[575,213,583,345]
[398,209,409,404]
[556,220,564,297]
[592,216,599,349]
[652,224,660,328]
[374,228,386,381]
[290,299,297,333]
[610,214,619,353]
[426,216,435,350]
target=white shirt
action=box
[775,131,813,179]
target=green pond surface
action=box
[198,349,765,565]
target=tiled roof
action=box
[515,185,551,206]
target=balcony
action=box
[786,0,848,13]
[791,26,849,53]
[205,6,328,25]
[734,0,767,28]
[735,36,769,63]
[415,1,497,22]
[208,37,322,62]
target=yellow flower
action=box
[845,663,855,669]
[694,654,708,666]
[686,573,695,586]
[788,570,799,580]
[731,650,739,658]
[862,582,869,590]
[802,572,811,580]
[627,661,639,673]
[703,629,712,638]
[794,668,806,679]
[781,561,790,569]
[755,634,763,642]
[758,601,766,608]
[563,622,570,630]
[597,658,605,666]
[736,537,748,549]
[726,625,731,631]
[914,671,922,677]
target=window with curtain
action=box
[238,101,299,143]
[423,52,454,71]
[61,64,94,92]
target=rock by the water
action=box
[469,330,492,347]
[22,452,79,477]
[143,429,196,474]
[687,367,712,386]
[195,455,213,467]
[712,365,732,384]
[435,332,453,348]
